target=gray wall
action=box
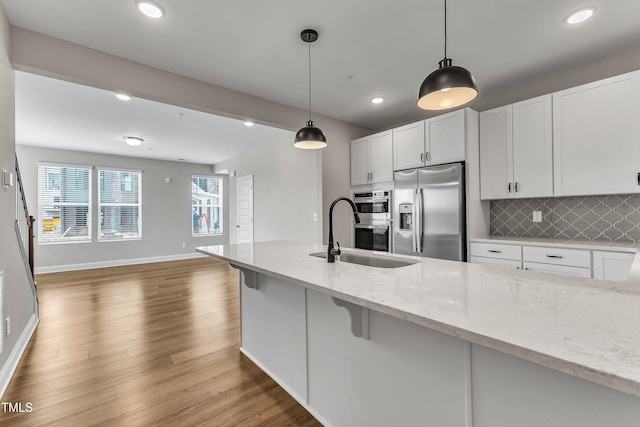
[214,131,323,244]
[0,5,37,396]
[9,27,371,248]
[16,145,226,272]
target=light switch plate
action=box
[532,211,542,223]
[2,170,13,188]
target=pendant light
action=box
[294,29,327,149]
[417,0,477,110]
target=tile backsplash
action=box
[490,194,640,243]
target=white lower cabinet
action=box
[470,240,636,281]
[522,261,591,278]
[593,250,635,281]
[470,242,522,269]
[306,290,470,427]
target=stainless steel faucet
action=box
[327,197,360,263]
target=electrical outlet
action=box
[532,211,543,223]
[5,317,10,336]
[313,213,318,222]
[182,242,187,248]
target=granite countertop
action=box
[197,240,640,398]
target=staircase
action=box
[14,157,38,314]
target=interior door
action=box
[236,175,254,244]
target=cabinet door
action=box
[553,71,640,196]
[480,105,513,199]
[522,262,591,278]
[351,137,370,186]
[512,95,553,198]
[592,250,634,281]
[369,131,393,183]
[393,121,425,171]
[427,109,466,165]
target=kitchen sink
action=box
[309,251,420,268]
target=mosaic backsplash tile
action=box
[490,194,640,243]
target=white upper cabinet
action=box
[350,130,393,186]
[480,105,512,199]
[428,109,466,165]
[393,121,425,171]
[553,71,640,196]
[512,95,553,198]
[393,109,467,171]
[480,95,553,199]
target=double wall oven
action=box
[353,191,391,252]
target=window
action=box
[192,176,223,236]
[38,164,91,243]
[99,169,142,241]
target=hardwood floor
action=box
[2,258,321,426]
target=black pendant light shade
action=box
[417,0,478,111]
[294,29,327,149]
[417,58,478,110]
[294,120,327,149]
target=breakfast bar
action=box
[197,240,640,427]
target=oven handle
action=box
[355,224,390,231]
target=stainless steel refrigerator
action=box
[393,162,466,261]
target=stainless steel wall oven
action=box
[353,191,391,252]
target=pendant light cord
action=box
[444,0,447,59]
[308,40,312,123]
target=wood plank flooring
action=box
[2,257,321,426]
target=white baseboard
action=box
[34,252,206,274]
[0,313,38,399]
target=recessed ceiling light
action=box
[135,0,165,19]
[123,136,144,146]
[244,121,255,127]
[371,97,385,104]
[565,7,595,24]
[115,93,131,101]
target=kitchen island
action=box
[197,241,640,427]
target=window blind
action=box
[99,169,142,241]
[192,176,223,236]
[38,164,91,243]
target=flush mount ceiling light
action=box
[294,29,327,150]
[371,97,385,104]
[115,93,131,101]
[123,136,144,146]
[565,7,595,24]
[244,121,255,127]
[417,0,478,110]
[135,0,165,19]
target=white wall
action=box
[16,145,226,272]
[0,5,37,397]
[9,27,371,248]
[214,132,323,244]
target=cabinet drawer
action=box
[470,242,521,261]
[523,262,591,278]
[522,246,590,268]
[470,256,522,269]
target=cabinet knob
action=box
[420,153,424,162]
[515,182,519,192]
[508,183,512,193]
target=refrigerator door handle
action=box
[412,189,419,253]
[418,188,424,252]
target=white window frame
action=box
[98,167,142,242]
[37,163,92,245]
[192,175,223,236]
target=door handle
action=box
[488,250,501,253]
[515,182,519,192]
[417,188,424,252]
[420,153,424,163]
[546,255,563,259]
[508,182,512,193]
[426,152,430,162]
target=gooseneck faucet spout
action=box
[327,197,360,263]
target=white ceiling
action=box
[15,71,293,165]
[4,0,640,161]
